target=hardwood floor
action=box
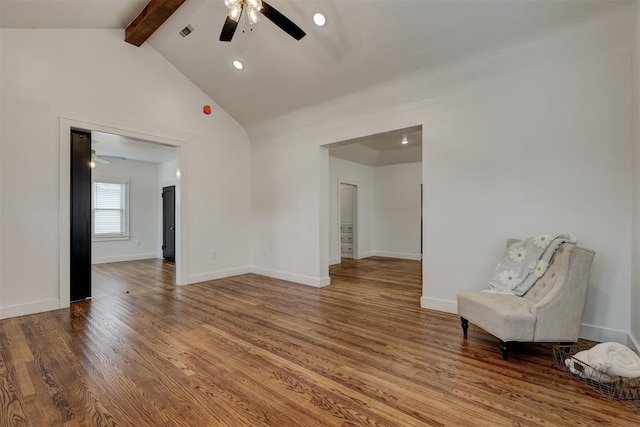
[1,257,638,426]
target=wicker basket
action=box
[553,344,640,400]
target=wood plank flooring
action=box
[1,257,638,426]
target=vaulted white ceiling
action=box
[0,0,148,28]
[0,0,631,130]
[145,0,630,128]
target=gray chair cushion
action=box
[457,292,535,341]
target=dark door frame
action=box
[162,185,176,262]
[70,129,92,301]
[59,118,185,308]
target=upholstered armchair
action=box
[457,239,595,360]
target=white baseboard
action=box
[579,323,630,344]
[418,299,634,347]
[628,333,640,353]
[369,251,422,261]
[92,253,158,265]
[0,298,61,320]
[420,296,457,313]
[251,267,331,288]
[329,257,341,266]
[186,266,252,285]
[356,251,375,259]
[192,266,332,288]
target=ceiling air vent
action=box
[179,24,195,38]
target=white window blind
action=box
[92,177,129,238]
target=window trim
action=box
[91,176,130,242]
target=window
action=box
[92,177,129,240]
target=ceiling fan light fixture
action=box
[228,4,242,22]
[224,0,241,9]
[247,0,262,10]
[247,6,262,24]
[219,0,305,42]
[313,12,326,27]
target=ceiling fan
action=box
[220,0,306,42]
[91,149,125,166]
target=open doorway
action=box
[60,118,186,308]
[322,125,423,280]
[88,131,178,298]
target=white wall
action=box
[340,185,355,223]
[92,160,160,264]
[373,163,422,260]
[421,48,632,341]
[249,7,634,343]
[159,160,178,190]
[0,29,251,318]
[328,157,374,263]
[251,139,327,286]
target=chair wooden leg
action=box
[500,340,511,360]
[461,317,469,338]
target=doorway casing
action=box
[59,117,187,308]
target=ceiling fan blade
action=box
[220,14,240,42]
[99,155,126,162]
[95,157,111,164]
[260,1,306,41]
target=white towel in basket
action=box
[565,350,613,383]
[586,342,640,378]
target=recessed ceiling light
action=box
[401,136,409,145]
[232,60,244,70]
[313,12,326,27]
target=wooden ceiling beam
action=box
[125,0,186,47]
